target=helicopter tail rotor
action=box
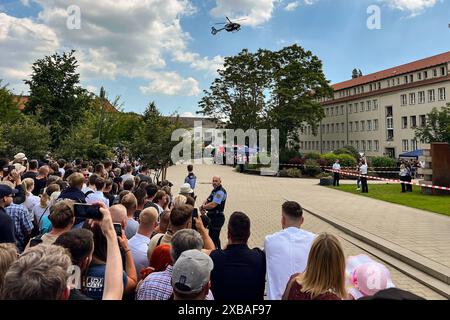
[211,27,218,35]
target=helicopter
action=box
[211,17,246,35]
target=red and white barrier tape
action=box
[326,169,450,191]
[282,163,403,170]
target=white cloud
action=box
[181,111,194,117]
[140,71,200,96]
[0,13,59,84]
[20,0,31,6]
[0,1,225,97]
[210,0,277,26]
[383,0,440,16]
[284,1,301,11]
[284,0,318,11]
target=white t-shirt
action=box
[264,227,316,300]
[32,205,49,226]
[24,194,40,216]
[332,163,341,171]
[360,164,368,175]
[86,191,109,207]
[128,233,151,278]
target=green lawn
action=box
[326,183,450,217]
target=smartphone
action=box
[113,223,122,237]
[192,208,199,231]
[73,203,102,220]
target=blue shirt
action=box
[184,173,197,190]
[83,264,128,300]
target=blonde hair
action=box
[296,233,346,299]
[139,208,158,228]
[0,243,17,292]
[120,193,137,211]
[22,178,35,195]
[40,184,60,208]
[172,194,187,208]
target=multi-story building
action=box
[299,51,450,158]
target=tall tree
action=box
[131,102,180,168]
[267,45,332,151]
[415,104,450,144]
[199,45,332,153]
[0,81,22,124]
[199,49,273,131]
[24,50,92,147]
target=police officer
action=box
[200,176,227,249]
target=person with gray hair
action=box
[136,229,214,300]
[1,244,72,300]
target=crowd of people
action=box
[0,153,426,300]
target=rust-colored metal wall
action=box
[431,143,450,195]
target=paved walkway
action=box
[166,164,449,299]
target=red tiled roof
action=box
[14,96,118,113]
[332,51,450,91]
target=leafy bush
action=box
[304,159,321,177]
[320,153,338,166]
[371,156,397,168]
[334,145,359,160]
[288,157,304,165]
[304,152,321,160]
[280,149,302,164]
[278,169,289,177]
[286,168,302,178]
[337,154,357,167]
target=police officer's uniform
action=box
[205,185,227,249]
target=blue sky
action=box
[1,0,449,115]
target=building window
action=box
[355,121,359,132]
[417,72,422,80]
[402,117,408,129]
[330,108,334,116]
[349,122,353,132]
[404,76,408,84]
[397,78,400,85]
[441,67,446,76]
[410,116,417,128]
[341,123,345,133]
[374,119,379,131]
[428,89,435,102]
[332,141,335,150]
[409,93,416,105]
[411,139,418,151]
[361,121,365,132]
[354,104,358,113]
[401,94,407,106]
[331,124,334,133]
[419,115,426,128]
[367,140,372,151]
[360,102,364,112]
[362,140,366,151]
[439,87,446,100]
[326,124,330,134]
[349,104,353,113]
[374,140,379,151]
[367,120,372,131]
[340,105,344,115]
[424,71,428,79]
[326,108,329,116]
[373,100,378,110]
[327,141,330,150]
[366,100,371,111]
[350,140,354,147]
[410,74,414,83]
[418,91,425,104]
[402,139,409,152]
[378,82,381,90]
[433,69,437,77]
[356,141,360,150]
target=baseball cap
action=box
[0,185,18,198]
[172,250,214,295]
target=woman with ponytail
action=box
[31,184,60,233]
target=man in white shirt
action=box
[264,201,316,300]
[86,177,109,207]
[120,165,135,183]
[82,174,97,195]
[360,160,369,193]
[128,207,158,279]
[332,159,341,187]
